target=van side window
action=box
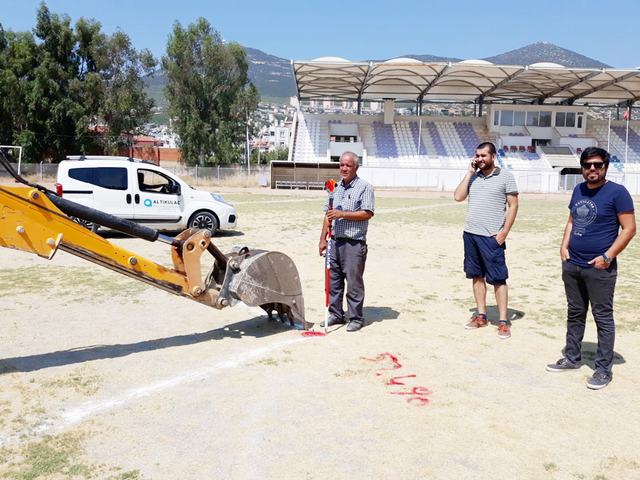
[137,169,175,194]
[69,167,128,190]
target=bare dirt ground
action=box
[1,187,640,479]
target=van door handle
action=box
[126,194,131,204]
[135,194,140,204]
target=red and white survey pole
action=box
[324,179,337,334]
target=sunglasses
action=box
[581,162,606,170]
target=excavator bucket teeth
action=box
[225,250,306,329]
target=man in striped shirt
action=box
[454,142,519,339]
[319,151,375,332]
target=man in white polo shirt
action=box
[454,142,519,338]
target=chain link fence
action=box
[0,162,271,187]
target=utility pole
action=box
[246,109,250,175]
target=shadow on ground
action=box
[467,306,525,325]
[558,341,626,370]
[365,306,400,325]
[313,306,399,333]
[0,315,292,374]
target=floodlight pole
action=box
[417,99,423,156]
[607,110,611,152]
[625,106,630,163]
[417,117,423,156]
[246,109,250,175]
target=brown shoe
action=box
[465,315,488,330]
[498,322,511,339]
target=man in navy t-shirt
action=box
[546,147,636,390]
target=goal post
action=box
[0,145,23,175]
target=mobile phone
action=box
[471,160,477,170]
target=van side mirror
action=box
[171,183,181,195]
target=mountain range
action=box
[145,42,611,107]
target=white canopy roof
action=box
[292,58,640,105]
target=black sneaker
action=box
[346,320,364,332]
[587,371,612,390]
[545,358,581,372]
[320,316,345,328]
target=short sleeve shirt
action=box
[323,176,375,241]
[568,181,634,267]
[464,168,519,237]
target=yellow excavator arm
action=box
[0,158,306,329]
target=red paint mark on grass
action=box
[301,331,326,337]
[386,374,416,385]
[362,353,432,406]
[362,352,403,371]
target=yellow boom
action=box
[0,183,306,328]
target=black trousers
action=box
[562,261,617,374]
[329,238,368,322]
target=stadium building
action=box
[271,58,640,193]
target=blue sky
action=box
[2,0,638,67]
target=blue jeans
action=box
[562,261,617,374]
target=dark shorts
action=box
[463,231,508,285]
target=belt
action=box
[334,237,366,243]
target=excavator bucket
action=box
[212,247,307,329]
[0,153,307,331]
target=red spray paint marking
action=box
[362,352,402,375]
[301,331,326,337]
[386,374,416,386]
[362,353,432,406]
[389,386,432,396]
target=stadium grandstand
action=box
[271,57,640,194]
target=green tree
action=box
[98,31,156,153]
[251,147,288,165]
[0,3,156,162]
[163,18,260,165]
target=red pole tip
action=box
[325,179,337,192]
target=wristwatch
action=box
[602,253,613,264]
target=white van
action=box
[56,156,237,233]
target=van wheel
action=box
[188,210,219,233]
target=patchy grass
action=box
[255,357,293,367]
[333,369,368,378]
[42,370,103,396]
[0,432,89,479]
[0,400,11,427]
[0,432,144,480]
[0,266,147,302]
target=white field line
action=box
[0,336,306,447]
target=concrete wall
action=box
[118,146,182,165]
[357,166,640,195]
